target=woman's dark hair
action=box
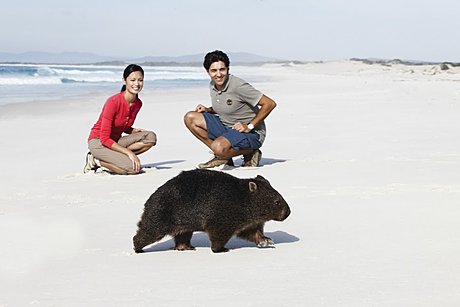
[203,50,230,71]
[121,64,144,92]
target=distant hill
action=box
[0,51,116,64]
[350,57,460,67]
[0,51,283,65]
[133,52,281,64]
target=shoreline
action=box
[2,59,459,107]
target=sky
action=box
[1,0,460,62]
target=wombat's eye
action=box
[275,199,281,206]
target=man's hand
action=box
[232,122,251,133]
[195,104,209,113]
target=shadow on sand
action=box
[143,160,186,170]
[142,158,286,170]
[259,157,287,166]
[228,157,287,168]
[141,230,299,253]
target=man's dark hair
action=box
[203,50,230,71]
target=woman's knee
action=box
[115,164,141,175]
[144,131,157,145]
[100,160,137,175]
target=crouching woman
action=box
[84,64,156,175]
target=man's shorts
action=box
[203,113,261,150]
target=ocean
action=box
[0,64,208,106]
[0,64,271,106]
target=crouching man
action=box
[184,50,276,168]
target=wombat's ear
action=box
[249,181,258,192]
[255,175,268,183]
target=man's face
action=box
[207,61,228,89]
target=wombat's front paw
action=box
[257,237,274,248]
[212,247,229,253]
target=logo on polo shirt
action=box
[226,99,233,105]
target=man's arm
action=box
[232,95,277,132]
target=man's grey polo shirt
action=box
[209,74,266,144]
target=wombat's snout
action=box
[276,205,291,221]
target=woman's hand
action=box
[131,128,146,133]
[127,152,141,173]
[110,139,142,173]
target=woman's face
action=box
[123,71,144,95]
[207,61,228,89]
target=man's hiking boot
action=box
[198,156,234,169]
[243,149,262,167]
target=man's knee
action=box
[184,111,202,127]
[211,138,232,157]
[183,111,195,125]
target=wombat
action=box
[133,169,291,253]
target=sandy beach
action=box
[1,60,460,306]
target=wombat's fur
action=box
[133,169,291,253]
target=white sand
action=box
[1,61,460,306]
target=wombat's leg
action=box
[174,232,195,251]
[207,230,232,253]
[236,223,274,248]
[133,231,165,253]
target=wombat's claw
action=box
[175,244,196,251]
[257,238,274,248]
